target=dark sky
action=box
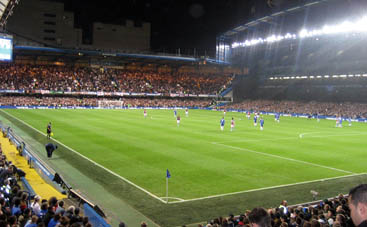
[52,0,281,55]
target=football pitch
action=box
[2,108,367,225]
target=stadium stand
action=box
[223,100,367,119]
[0,64,233,95]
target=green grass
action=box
[2,109,367,226]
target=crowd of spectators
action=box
[0,64,233,95]
[0,142,91,227]
[0,96,211,108]
[200,193,355,227]
[225,100,367,118]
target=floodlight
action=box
[362,74,367,77]
[285,33,292,39]
[310,76,315,79]
[299,29,308,38]
[232,42,240,48]
[266,35,277,42]
[324,75,330,78]
[316,76,322,78]
[340,75,347,78]
[355,74,361,77]
[332,75,339,78]
[348,75,354,77]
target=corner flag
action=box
[166,169,171,203]
[166,169,171,178]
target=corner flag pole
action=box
[166,169,171,203]
[166,176,168,203]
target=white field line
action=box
[0,110,167,204]
[299,132,324,137]
[212,136,297,145]
[169,172,366,204]
[213,132,367,145]
[160,197,185,202]
[214,143,354,174]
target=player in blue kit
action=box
[174,109,177,117]
[220,117,225,131]
[260,117,264,130]
[254,114,258,126]
[338,117,343,127]
[349,117,352,126]
[274,113,280,123]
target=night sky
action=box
[50,0,291,56]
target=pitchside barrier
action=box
[84,203,110,227]
[0,119,110,227]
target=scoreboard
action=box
[0,34,12,61]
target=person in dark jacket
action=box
[45,143,58,158]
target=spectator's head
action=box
[60,216,69,226]
[31,215,38,223]
[48,196,58,207]
[41,203,48,211]
[349,184,367,226]
[67,205,75,214]
[34,195,41,202]
[249,207,271,227]
[74,207,80,216]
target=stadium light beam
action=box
[231,15,367,49]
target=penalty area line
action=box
[0,110,167,204]
[169,172,366,204]
[215,143,354,174]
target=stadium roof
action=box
[14,45,228,66]
[219,0,339,40]
[0,0,18,27]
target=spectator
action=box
[249,208,271,227]
[24,215,38,227]
[47,213,60,227]
[349,184,367,227]
[55,200,65,215]
[31,195,41,217]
